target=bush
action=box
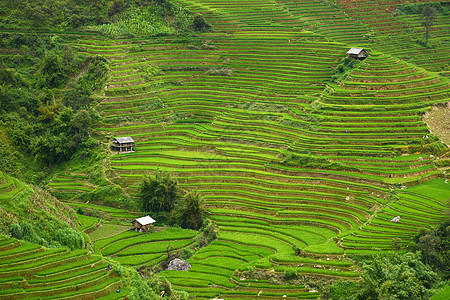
[10,223,23,239]
[293,245,303,256]
[329,280,361,300]
[181,248,194,259]
[10,221,84,250]
[192,220,217,248]
[193,13,211,32]
[283,268,297,280]
[53,227,84,250]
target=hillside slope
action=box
[0,171,83,249]
[0,0,449,299]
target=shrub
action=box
[108,0,126,18]
[10,220,84,250]
[172,290,189,300]
[148,274,173,298]
[329,280,360,300]
[283,268,297,280]
[53,227,84,250]
[193,13,211,32]
[10,223,23,239]
[293,245,303,256]
[181,247,194,259]
[192,220,217,248]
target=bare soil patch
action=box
[424,103,450,147]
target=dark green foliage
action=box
[329,281,360,300]
[0,33,108,167]
[130,267,189,300]
[96,1,195,37]
[181,247,195,259]
[391,237,403,254]
[0,0,106,30]
[128,278,159,300]
[36,51,68,88]
[64,56,108,110]
[0,0,200,37]
[414,216,450,278]
[193,13,211,32]
[10,221,84,250]
[10,223,23,239]
[421,5,437,48]
[337,253,441,300]
[108,0,126,18]
[172,191,207,230]
[292,245,304,256]
[193,220,218,248]
[395,2,448,16]
[283,268,297,280]
[331,57,360,83]
[139,172,179,213]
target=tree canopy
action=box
[138,172,179,213]
[330,252,442,300]
[421,5,437,48]
[172,191,207,230]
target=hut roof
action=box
[113,136,135,144]
[132,215,156,226]
[347,48,365,55]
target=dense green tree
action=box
[330,252,443,299]
[415,215,450,276]
[108,0,126,17]
[0,33,107,168]
[419,234,440,265]
[421,5,437,48]
[139,172,179,213]
[193,13,211,32]
[36,51,68,88]
[172,191,207,230]
[357,253,440,300]
[71,109,92,139]
[329,280,360,300]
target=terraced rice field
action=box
[89,226,196,267]
[60,0,450,297]
[0,0,446,298]
[0,235,124,299]
[336,0,450,72]
[48,173,95,194]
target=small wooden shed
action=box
[131,215,156,232]
[347,48,367,60]
[112,136,135,153]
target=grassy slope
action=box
[0,172,79,235]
